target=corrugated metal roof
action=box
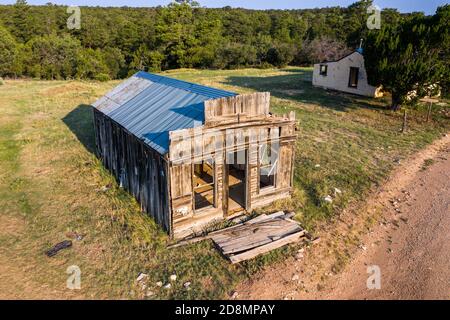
[92,71,236,155]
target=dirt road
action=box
[238,134,450,300]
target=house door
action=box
[224,150,247,216]
[348,67,359,88]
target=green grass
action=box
[0,68,448,299]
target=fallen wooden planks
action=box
[211,211,309,263]
[168,211,312,263]
[229,230,306,264]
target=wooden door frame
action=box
[223,149,249,216]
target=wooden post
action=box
[426,102,432,122]
[401,108,407,133]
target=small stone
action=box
[163,283,171,289]
[99,184,111,192]
[169,274,177,281]
[324,195,333,203]
[291,274,299,281]
[230,291,238,299]
[315,164,321,168]
[334,187,342,195]
[146,290,154,297]
[183,282,191,288]
[156,281,163,287]
[136,273,148,282]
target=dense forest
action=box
[0,0,413,80]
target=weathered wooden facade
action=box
[92,72,296,239]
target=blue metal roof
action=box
[92,71,236,155]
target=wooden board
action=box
[209,211,308,263]
[229,230,305,264]
[204,93,271,127]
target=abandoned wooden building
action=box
[92,72,297,239]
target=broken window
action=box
[259,129,279,190]
[319,64,328,76]
[193,158,215,211]
[348,67,359,88]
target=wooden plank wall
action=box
[93,109,170,232]
[204,92,270,127]
[168,104,297,237]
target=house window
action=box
[193,158,215,211]
[348,67,359,88]
[319,64,328,76]
[259,129,279,190]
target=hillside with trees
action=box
[0,0,405,80]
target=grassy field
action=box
[0,67,448,299]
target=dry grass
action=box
[0,68,448,299]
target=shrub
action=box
[94,73,111,82]
[266,43,296,68]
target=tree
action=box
[364,7,448,111]
[0,25,23,77]
[75,48,110,80]
[345,0,373,46]
[11,0,33,42]
[433,5,450,98]
[155,0,198,69]
[296,36,351,65]
[129,44,164,73]
[215,42,257,69]
[25,34,81,79]
[0,2,421,79]
[101,47,126,79]
[266,43,296,67]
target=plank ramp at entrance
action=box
[210,211,307,264]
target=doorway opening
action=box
[226,150,247,213]
[348,67,359,88]
[193,159,215,211]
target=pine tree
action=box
[364,7,448,111]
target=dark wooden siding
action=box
[93,109,170,232]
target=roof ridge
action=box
[318,50,362,64]
[134,71,236,99]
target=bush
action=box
[76,48,110,79]
[215,43,257,69]
[257,62,273,69]
[129,45,164,73]
[266,43,296,67]
[94,73,111,82]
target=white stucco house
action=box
[312,50,383,98]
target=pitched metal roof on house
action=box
[92,71,237,155]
